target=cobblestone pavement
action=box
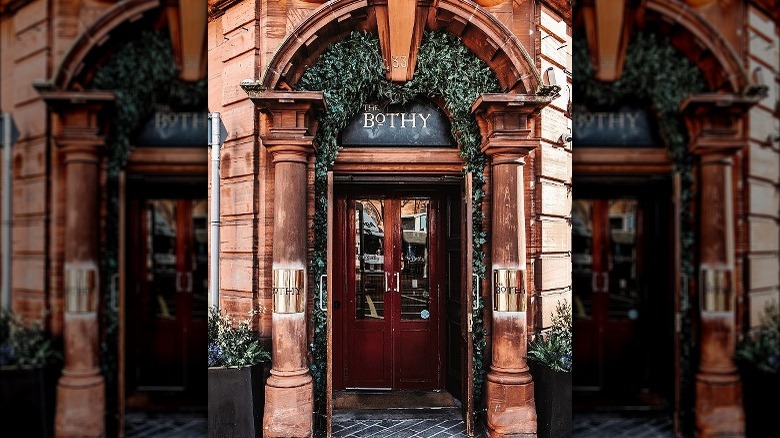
[123,407,674,437]
[124,411,207,437]
[327,408,489,438]
[573,411,675,437]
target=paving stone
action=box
[125,411,207,438]
[572,412,674,437]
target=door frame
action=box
[573,146,678,417]
[324,147,470,435]
[118,147,206,435]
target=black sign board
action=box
[573,106,660,147]
[136,112,208,146]
[341,101,453,147]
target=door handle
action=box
[318,274,327,312]
[473,273,480,310]
[385,271,389,293]
[394,272,400,293]
[591,271,609,293]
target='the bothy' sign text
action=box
[341,101,453,147]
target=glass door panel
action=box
[607,199,639,321]
[400,199,430,321]
[355,199,386,320]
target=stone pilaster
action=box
[682,93,760,438]
[39,91,114,438]
[472,93,551,438]
[243,89,325,438]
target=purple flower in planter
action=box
[0,342,14,366]
[561,352,572,372]
[208,343,223,367]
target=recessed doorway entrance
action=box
[572,180,674,411]
[125,176,208,411]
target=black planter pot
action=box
[739,362,779,438]
[208,362,271,438]
[529,360,572,438]
[0,364,59,438]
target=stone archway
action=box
[51,0,162,91]
[259,0,544,94]
[245,2,557,437]
[642,0,750,93]
[37,2,207,436]
[575,1,764,436]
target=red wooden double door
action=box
[572,185,674,409]
[334,195,443,390]
[126,186,208,407]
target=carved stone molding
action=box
[680,93,762,156]
[472,93,552,157]
[259,0,543,93]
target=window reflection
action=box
[608,199,638,321]
[355,200,385,319]
[400,199,430,321]
[572,199,593,320]
[147,200,177,319]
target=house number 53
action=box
[392,55,407,69]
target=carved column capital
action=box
[245,90,325,164]
[471,93,551,159]
[681,93,760,156]
[38,90,113,155]
[243,89,326,148]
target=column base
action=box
[262,370,313,437]
[695,372,745,438]
[55,373,105,437]
[486,368,537,437]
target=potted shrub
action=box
[527,301,572,438]
[736,301,779,437]
[0,308,62,438]
[208,306,271,438]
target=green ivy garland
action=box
[573,30,706,434]
[90,30,206,428]
[295,31,500,421]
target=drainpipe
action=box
[1,113,11,309]
[208,112,221,309]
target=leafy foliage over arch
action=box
[296,30,500,420]
[89,29,206,427]
[573,30,707,433]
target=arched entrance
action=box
[572,1,763,435]
[241,1,559,436]
[39,1,208,435]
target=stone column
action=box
[682,94,759,438]
[244,89,325,438]
[39,92,114,438]
[472,94,551,438]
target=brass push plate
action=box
[493,269,527,312]
[64,267,98,313]
[272,268,306,313]
[701,267,733,312]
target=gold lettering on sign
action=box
[154,112,208,130]
[574,111,641,130]
[362,110,433,129]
